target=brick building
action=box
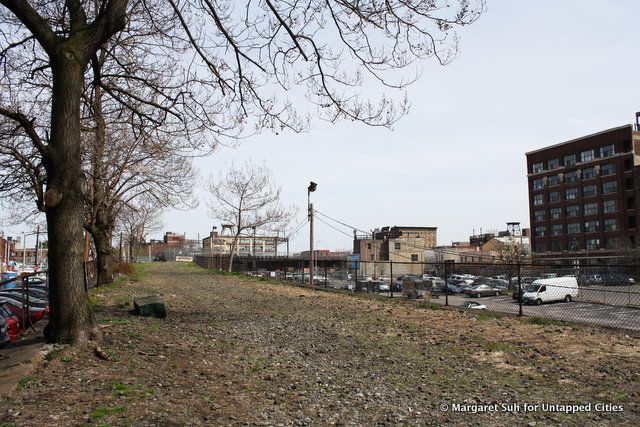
[526,123,640,262]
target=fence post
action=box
[444,260,453,307]
[517,262,523,317]
[324,258,328,287]
[390,260,393,298]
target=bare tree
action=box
[0,0,483,343]
[116,199,163,263]
[206,161,296,271]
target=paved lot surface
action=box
[428,294,640,331]
[0,262,638,426]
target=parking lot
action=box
[428,293,640,332]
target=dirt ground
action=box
[1,262,639,426]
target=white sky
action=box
[3,1,640,253]
[163,0,640,253]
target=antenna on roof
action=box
[635,112,640,131]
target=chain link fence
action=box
[194,255,640,332]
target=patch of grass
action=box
[104,348,120,362]
[111,382,154,400]
[60,355,73,363]
[419,302,441,310]
[476,312,503,321]
[484,341,515,352]
[89,406,125,421]
[251,356,268,372]
[522,316,567,327]
[16,376,35,390]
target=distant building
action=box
[526,122,640,262]
[353,225,437,276]
[202,225,284,257]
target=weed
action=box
[419,302,441,310]
[60,355,73,363]
[112,382,136,398]
[16,376,34,390]
[522,317,567,327]
[104,348,120,362]
[90,406,125,420]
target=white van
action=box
[522,277,579,305]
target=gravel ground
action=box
[1,261,639,426]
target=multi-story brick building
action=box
[353,225,437,276]
[526,123,640,262]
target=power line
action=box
[314,210,369,235]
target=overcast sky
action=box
[160,0,640,253]
[4,1,640,252]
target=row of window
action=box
[534,237,618,252]
[531,163,616,189]
[531,144,616,173]
[533,181,618,205]
[534,219,617,237]
[533,200,617,220]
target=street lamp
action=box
[308,181,317,286]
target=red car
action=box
[0,303,22,342]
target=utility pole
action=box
[34,226,40,269]
[308,181,317,286]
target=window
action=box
[604,218,617,232]
[550,241,563,251]
[394,242,401,250]
[580,149,595,162]
[600,144,615,158]
[534,210,545,221]
[567,223,580,235]
[532,162,543,173]
[583,203,598,216]
[533,194,544,206]
[534,243,546,252]
[534,226,546,237]
[586,238,600,250]
[550,224,563,236]
[584,220,599,233]
[549,191,561,203]
[625,177,634,191]
[601,163,615,176]
[532,178,544,190]
[582,167,596,180]
[548,174,561,186]
[565,171,578,183]
[603,199,617,213]
[564,154,576,167]
[565,188,578,200]
[568,238,580,251]
[411,254,419,262]
[602,181,617,194]
[370,254,375,261]
[604,237,618,249]
[549,208,561,219]
[583,185,597,197]
[625,158,633,171]
[566,205,579,217]
[548,158,560,170]
[367,243,371,249]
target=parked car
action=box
[0,317,10,346]
[583,274,604,286]
[522,277,579,305]
[462,301,486,310]
[602,274,635,286]
[464,284,501,298]
[0,303,22,341]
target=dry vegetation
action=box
[1,262,638,426]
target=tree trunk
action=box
[228,232,241,272]
[93,227,114,286]
[43,55,101,343]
